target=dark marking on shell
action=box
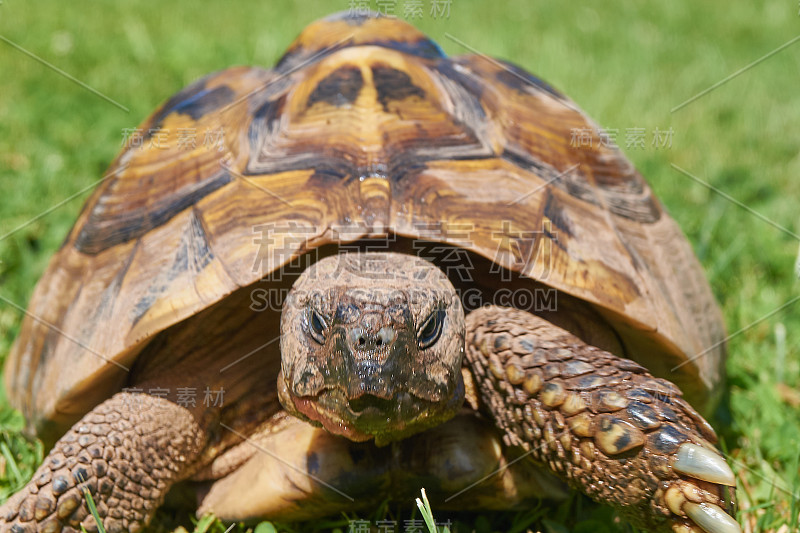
[309,162,355,184]
[75,169,232,255]
[144,74,212,136]
[60,191,96,250]
[249,56,492,178]
[439,60,486,99]
[493,59,563,99]
[371,64,426,111]
[248,93,363,180]
[502,148,602,206]
[280,10,445,67]
[276,33,444,74]
[501,148,551,177]
[594,168,645,195]
[503,146,661,224]
[600,178,662,223]
[376,39,446,59]
[187,208,215,271]
[275,41,348,74]
[307,66,364,108]
[171,85,235,120]
[616,236,646,273]
[543,192,574,239]
[130,210,216,324]
[89,239,138,331]
[249,95,287,148]
[543,224,567,253]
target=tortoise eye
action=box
[417,309,445,349]
[305,308,329,344]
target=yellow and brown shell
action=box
[5,12,726,440]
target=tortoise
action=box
[0,11,741,533]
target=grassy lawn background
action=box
[0,1,798,532]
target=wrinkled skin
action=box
[278,253,466,445]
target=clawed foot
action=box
[657,443,738,533]
[465,306,740,533]
[0,393,205,533]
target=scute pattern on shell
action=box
[5,12,725,440]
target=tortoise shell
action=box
[5,12,726,442]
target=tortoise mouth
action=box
[285,382,464,446]
[347,393,395,415]
[289,393,375,442]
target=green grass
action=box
[80,478,108,533]
[1,1,799,532]
[416,489,451,533]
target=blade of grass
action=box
[0,440,22,486]
[79,482,107,533]
[415,488,450,533]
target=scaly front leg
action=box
[465,306,739,533]
[0,392,206,533]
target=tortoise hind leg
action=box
[0,392,206,533]
[464,306,740,533]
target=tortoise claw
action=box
[684,502,741,533]
[464,307,741,533]
[673,443,736,486]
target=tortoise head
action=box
[278,252,465,445]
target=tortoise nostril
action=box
[350,326,396,351]
[376,326,397,348]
